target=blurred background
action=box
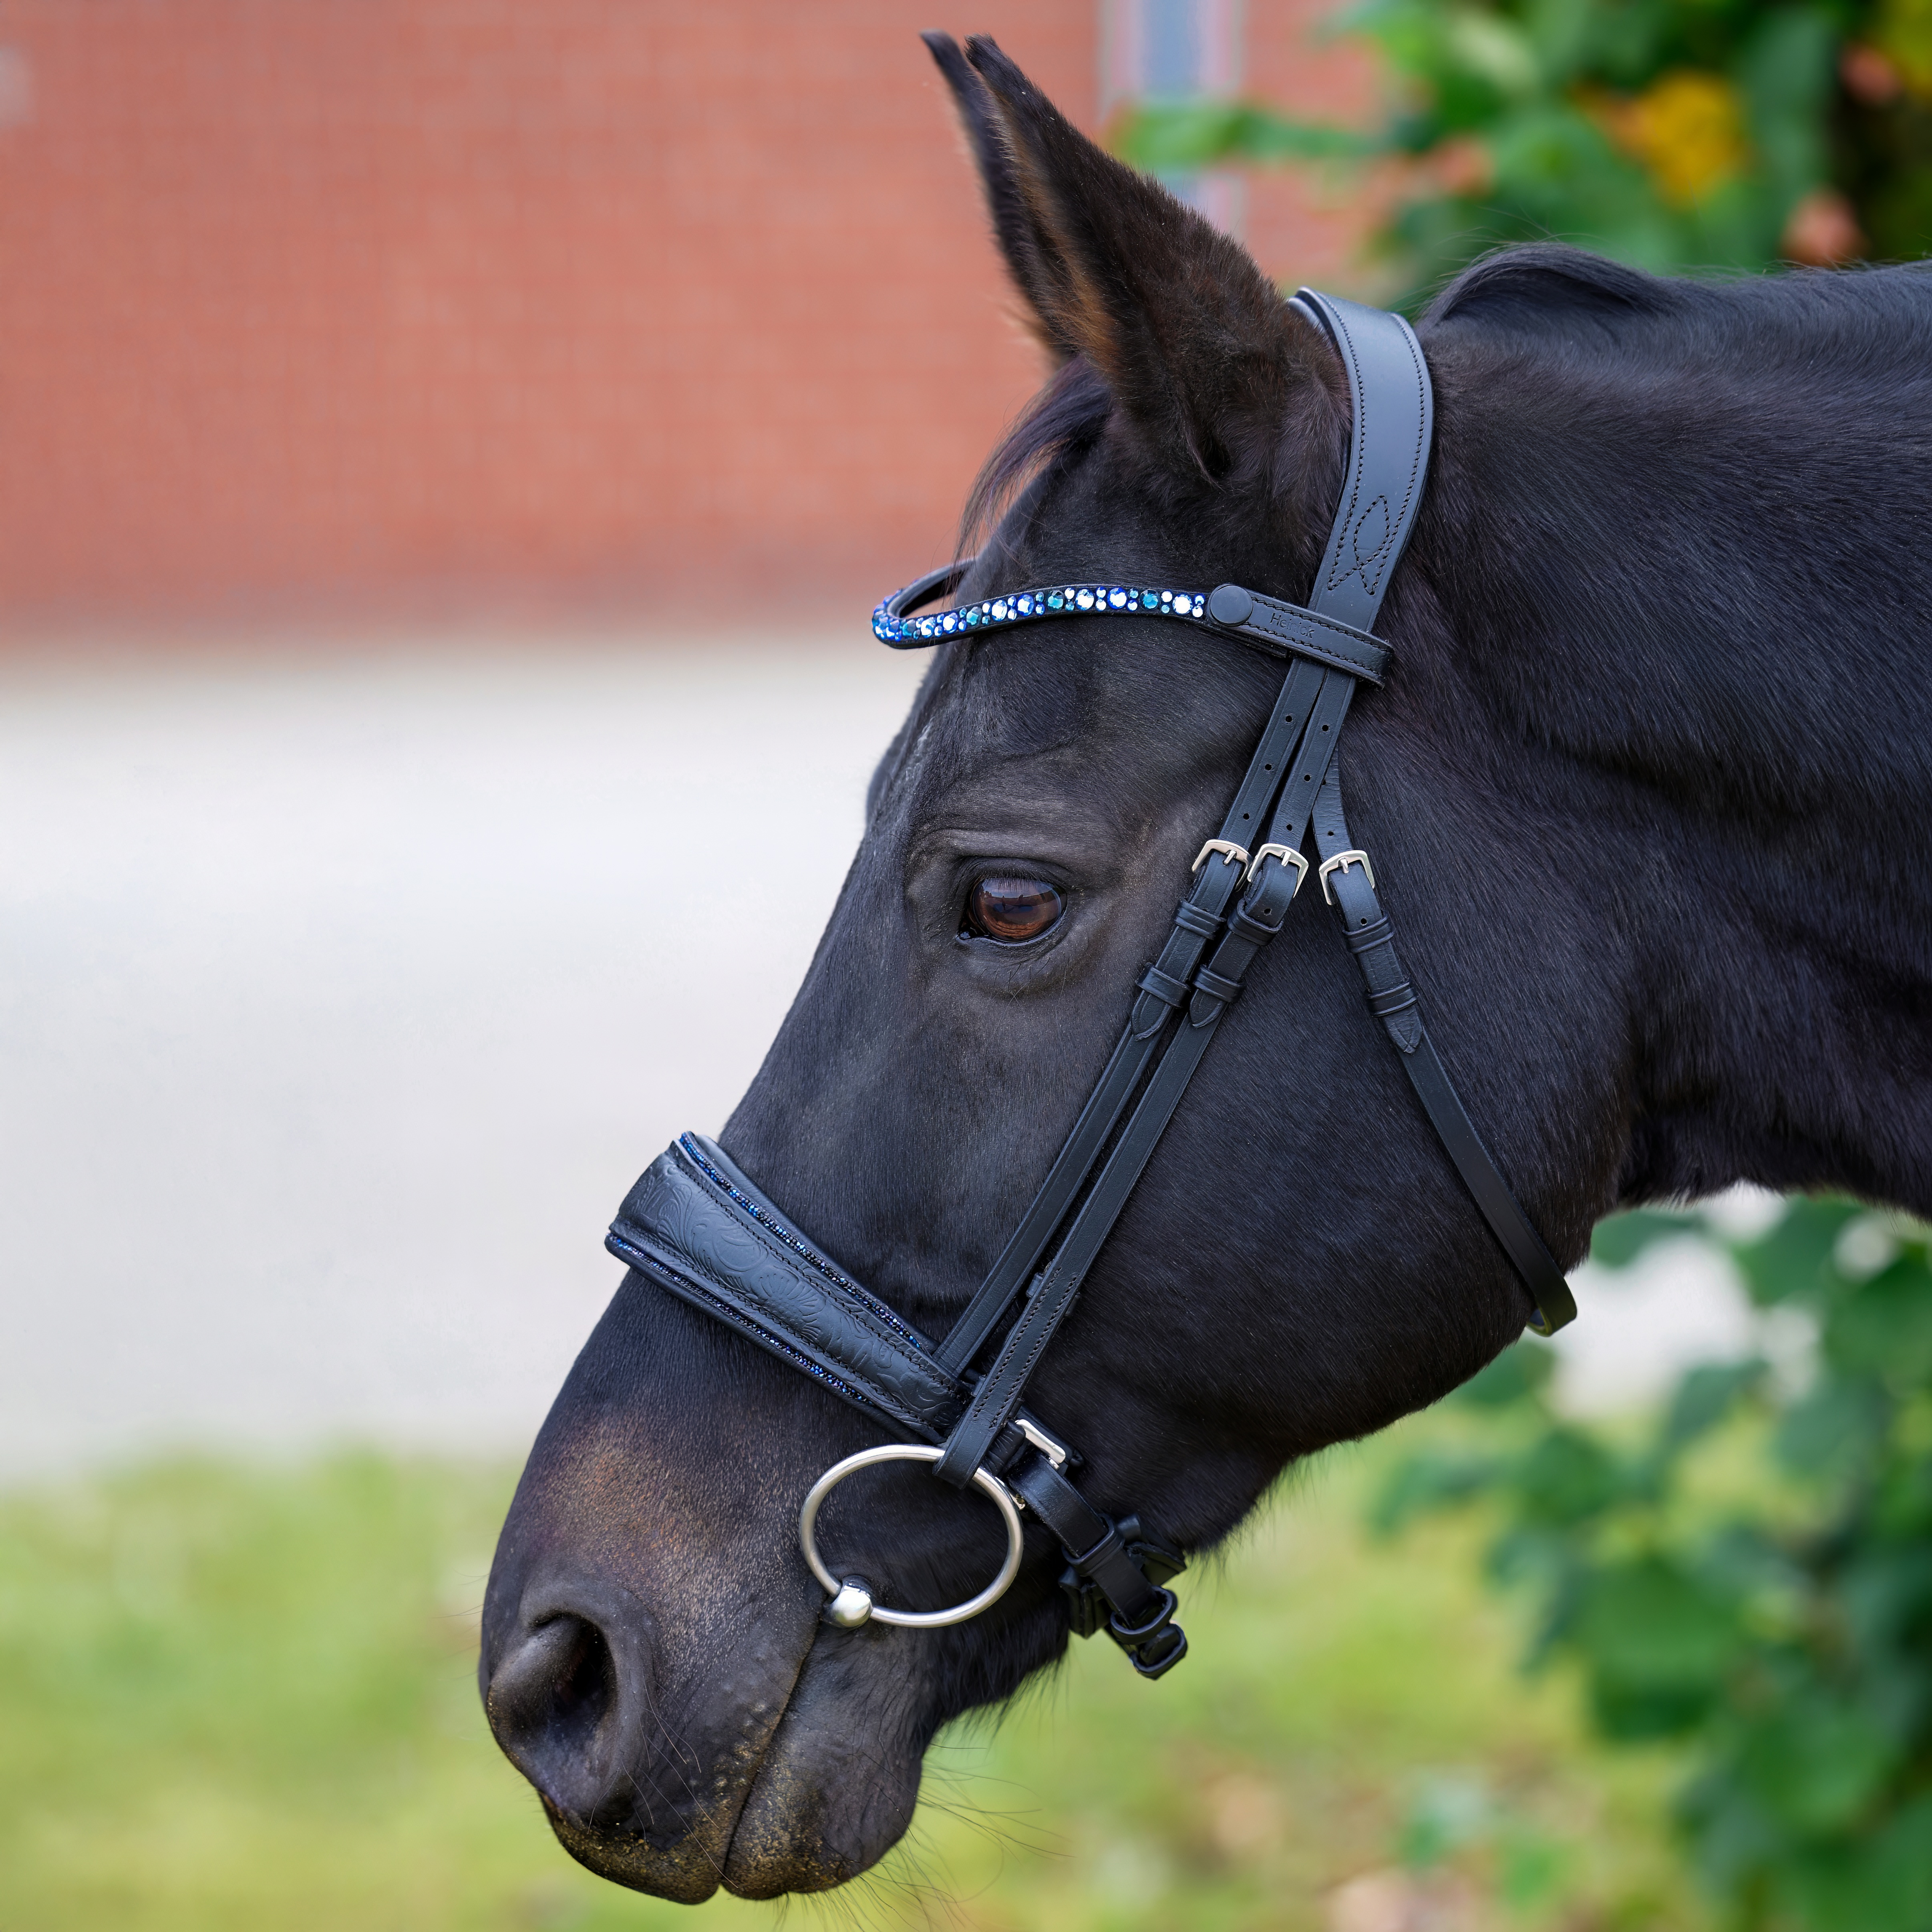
[4,3,1930,1929]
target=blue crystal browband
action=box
[873,575,1208,646]
[870,559,1394,685]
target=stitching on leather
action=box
[677,1135,930,1353]
[1313,304,1428,620]
[1319,299,1369,602]
[613,1238,917,1426]
[959,1270,1068,1448]
[630,1207,963,1418]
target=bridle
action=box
[604,291,1576,1680]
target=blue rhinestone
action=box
[1108,588,1127,608]
[1076,589,1095,610]
[1016,594,1033,615]
[1141,591,1158,609]
[994,599,1010,620]
[1048,592,1065,609]
[942,612,958,632]
[965,608,979,626]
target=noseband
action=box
[606,291,1576,1679]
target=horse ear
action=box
[923,32,1073,364]
[933,33,1315,480]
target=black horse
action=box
[479,34,1932,1903]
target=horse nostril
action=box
[487,1610,629,1820]
[550,1616,616,1733]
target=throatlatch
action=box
[606,290,1575,1683]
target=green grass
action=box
[0,1433,1709,1931]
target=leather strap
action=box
[931,294,1435,1485]
[1311,769,1578,1333]
[1290,289,1434,634]
[935,655,1330,1375]
[603,290,1580,1686]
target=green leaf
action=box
[1451,1337,1556,1409]
[1111,101,1378,172]
[1591,1206,1702,1270]
[1654,1359,1765,1463]
[1370,1449,1500,1535]
[1778,1823,1932,1932]
[1773,1375,1888,1484]
[1737,1693,1896,1835]
[1572,1557,1740,1737]
[1735,5,1835,214]
[1734,1196,1858,1307]
[1823,1258,1932,1387]
[1513,1426,1625,1526]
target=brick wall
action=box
[0,2,1370,628]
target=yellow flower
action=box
[1875,0,1932,101]
[1590,70,1750,207]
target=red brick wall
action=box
[0,3,1367,627]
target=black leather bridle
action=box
[605,291,1576,1680]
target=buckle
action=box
[1246,843,1310,895]
[1014,1415,1070,1470]
[1318,848,1375,904]
[1192,839,1250,875]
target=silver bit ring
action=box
[797,1444,1024,1629]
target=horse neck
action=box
[1412,296,1932,1217]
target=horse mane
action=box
[1424,243,1680,333]
[958,352,1114,555]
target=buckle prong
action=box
[1246,844,1310,896]
[1191,839,1250,875]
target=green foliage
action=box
[1113,0,1932,299]
[0,1445,1706,1930]
[1377,1197,1932,1930]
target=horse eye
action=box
[965,875,1064,944]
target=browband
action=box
[605,288,1575,1681]
[874,573,1392,685]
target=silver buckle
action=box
[1191,839,1250,875]
[1015,1416,1070,1470]
[1318,849,1375,904]
[1246,844,1310,896]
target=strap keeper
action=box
[1136,963,1189,1008]
[1192,964,1243,1004]
[1171,900,1222,939]
[1226,900,1284,946]
[1365,983,1418,1018]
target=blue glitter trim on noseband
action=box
[873,582,1209,646]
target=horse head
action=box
[478,33,1932,1902]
